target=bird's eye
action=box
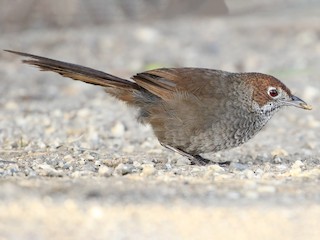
[268,88,279,98]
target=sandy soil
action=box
[0,8,320,240]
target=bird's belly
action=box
[186,117,268,154]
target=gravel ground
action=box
[1,10,320,240]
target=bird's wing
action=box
[132,68,224,100]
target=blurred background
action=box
[1,1,320,240]
[1,0,319,73]
[0,0,319,32]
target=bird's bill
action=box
[285,95,312,110]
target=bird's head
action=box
[244,73,312,116]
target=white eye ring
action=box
[268,87,279,98]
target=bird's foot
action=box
[190,155,231,167]
[189,155,211,166]
[160,143,230,166]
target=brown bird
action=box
[5,50,312,165]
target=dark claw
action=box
[189,155,211,166]
[189,155,231,166]
[216,161,231,167]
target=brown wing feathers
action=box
[133,71,177,100]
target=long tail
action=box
[4,50,139,90]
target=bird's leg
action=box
[160,143,230,166]
[192,154,231,167]
[162,144,209,165]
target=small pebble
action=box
[255,154,269,163]
[230,162,248,171]
[38,163,63,177]
[98,165,113,177]
[37,141,47,149]
[83,164,96,172]
[207,164,225,173]
[291,160,304,169]
[255,168,264,176]
[71,170,93,177]
[288,160,304,176]
[113,163,135,176]
[81,152,95,161]
[273,156,282,164]
[289,167,302,176]
[141,164,156,177]
[244,169,255,179]
[271,148,289,157]
[64,155,75,162]
[276,164,288,171]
